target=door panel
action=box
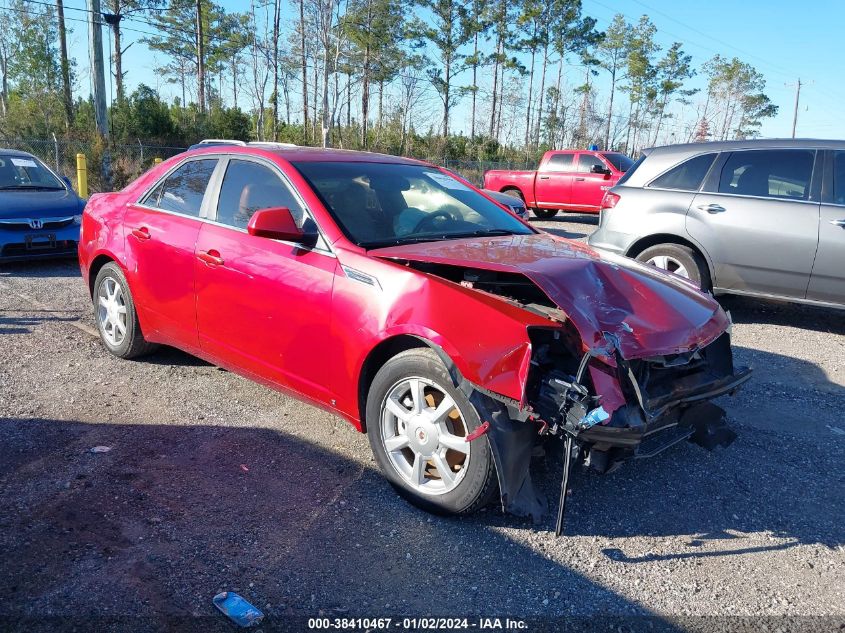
[123,207,202,350]
[808,150,845,304]
[571,153,612,211]
[535,153,575,209]
[687,194,819,296]
[807,203,845,303]
[688,149,819,298]
[194,225,337,401]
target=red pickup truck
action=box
[483,149,634,218]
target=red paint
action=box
[465,421,491,442]
[79,146,732,432]
[483,150,629,213]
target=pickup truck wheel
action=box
[533,208,558,219]
[366,348,498,516]
[93,262,158,359]
[636,243,710,290]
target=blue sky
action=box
[58,0,844,140]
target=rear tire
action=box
[532,208,558,219]
[366,348,498,516]
[93,262,158,359]
[636,243,710,290]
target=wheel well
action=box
[626,233,712,278]
[501,186,524,199]
[87,254,115,296]
[357,335,430,432]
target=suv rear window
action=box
[717,149,815,200]
[649,153,717,191]
[616,153,647,186]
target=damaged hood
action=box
[370,233,729,359]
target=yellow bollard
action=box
[76,153,88,199]
[153,157,162,165]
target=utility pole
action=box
[87,0,111,190]
[791,78,802,138]
[56,0,74,129]
[196,0,205,112]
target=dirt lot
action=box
[1,214,844,631]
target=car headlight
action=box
[73,214,83,225]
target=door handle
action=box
[197,249,224,266]
[539,175,550,180]
[131,226,151,240]
[830,219,845,227]
[697,203,726,214]
[574,177,585,181]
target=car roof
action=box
[0,148,38,158]
[185,145,428,165]
[621,137,845,187]
[647,137,845,155]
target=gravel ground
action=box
[1,215,843,630]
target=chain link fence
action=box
[0,138,534,193]
[441,159,535,188]
[0,138,187,194]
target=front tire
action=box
[93,262,158,359]
[366,348,498,515]
[532,208,558,219]
[636,243,710,290]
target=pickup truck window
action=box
[602,153,635,172]
[575,154,606,173]
[542,153,575,172]
[293,161,533,248]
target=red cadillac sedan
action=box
[79,145,750,527]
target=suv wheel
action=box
[636,243,710,290]
[533,208,558,219]
[366,348,498,515]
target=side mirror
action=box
[590,164,611,177]
[247,207,313,244]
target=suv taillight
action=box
[601,191,620,209]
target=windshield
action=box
[602,153,635,172]
[0,154,64,190]
[292,161,534,248]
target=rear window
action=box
[717,149,815,200]
[602,153,634,172]
[649,153,717,191]
[615,153,648,186]
[142,158,217,217]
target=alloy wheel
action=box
[380,376,471,496]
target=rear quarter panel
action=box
[78,192,130,289]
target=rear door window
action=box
[143,159,217,217]
[575,153,607,173]
[649,153,717,191]
[542,153,575,172]
[717,149,815,200]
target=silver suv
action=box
[588,139,845,309]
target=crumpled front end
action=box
[527,326,751,474]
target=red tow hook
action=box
[465,421,491,442]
